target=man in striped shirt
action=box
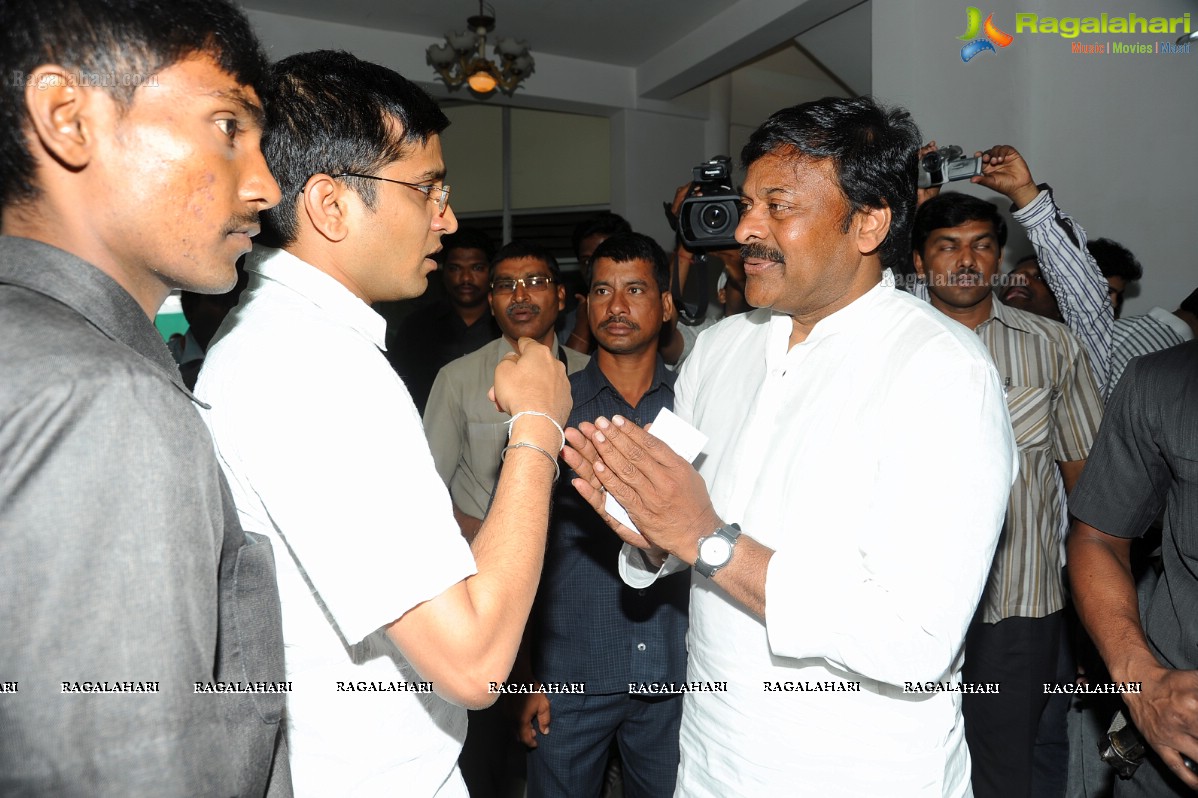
[913,192,1105,798]
[1109,288,1198,388]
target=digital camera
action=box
[918,145,983,188]
[678,157,741,250]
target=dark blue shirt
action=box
[532,356,689,694]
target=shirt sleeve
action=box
[423,366,465,489]
[1013,187,1113,397]
[1051,330,1105,463]
[763,341,1017,685]
[617,544,689,587]
[1069,357,1168,538]
[0,375,244,794]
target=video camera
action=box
[918,145,983,189]
[677,157,741,250]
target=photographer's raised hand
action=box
[916,141,941,208]
[973,144,1040,209]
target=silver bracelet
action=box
[506,410,565,454]
[501,441,561,482]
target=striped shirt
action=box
[977,299,1105,622]
[1110,307,1194,388]
[1011,187,1113,397]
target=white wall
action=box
[611,110,710,245]
[873,0,1198,315]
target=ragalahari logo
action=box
[959,7,1014,61]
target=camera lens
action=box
[700,204,729,233]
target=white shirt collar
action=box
[246,246,387,351]
[767,268,897,356]
[1147,306,1195,342]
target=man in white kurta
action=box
[566,96,1017,797]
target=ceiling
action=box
[240,0,738,67]
[239,0,870,106]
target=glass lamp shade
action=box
[426,42,457,67]
[495,37,528,58]
[467,68,498,93]
[446,29,477,53]
[511,54,534,76]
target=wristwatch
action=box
[694,523,741,578]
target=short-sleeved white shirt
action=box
[198,247,477,797]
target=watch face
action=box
[700,536,732,567]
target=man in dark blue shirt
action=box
[520,232,690,797]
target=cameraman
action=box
[916,143,1113,396]
[664,173,749,367]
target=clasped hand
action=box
[562,415,721,567]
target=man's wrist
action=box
[1108,650,1165,687]
[507,416,563,454]
[1009,182,1040,210]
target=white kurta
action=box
[198,247,477,797]
[622,271,1017,797]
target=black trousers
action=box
[963,611,1065,798]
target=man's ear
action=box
[301,175,350,243]
[855,205,892,257]
[25,65,94,169]
[556,284,566,313]
[661,288,675,323]
[912,250,926,279]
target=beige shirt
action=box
[977,299,1104,622]
[423,335,589,519]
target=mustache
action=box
[221,213,261,237]
[740,243,785,264]
[601,316,639,330]
[505,302,540,318]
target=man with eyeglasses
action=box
[195,50,572,797]
[518,232,689,798]
[423,240,588,797]
[425,240,589,545]
[391,227,502,413]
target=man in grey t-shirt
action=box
[0,1,289,794]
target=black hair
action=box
[571,212,632,260]
[1180,287,1198,316]
[258,50,449,247]
[741,96,920,273]
[441,227,496,263]
[1086,238,1143,283]
[589,232,670,293]
[912,192,1008,254]
[1,0,268,210]
[491,240,562,282]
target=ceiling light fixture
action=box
[426,1,534,97]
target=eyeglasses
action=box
[490,276,556,294]
[330,173,451,215]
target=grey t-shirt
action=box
[0,237,290,796]
[1070,339,1198,670]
